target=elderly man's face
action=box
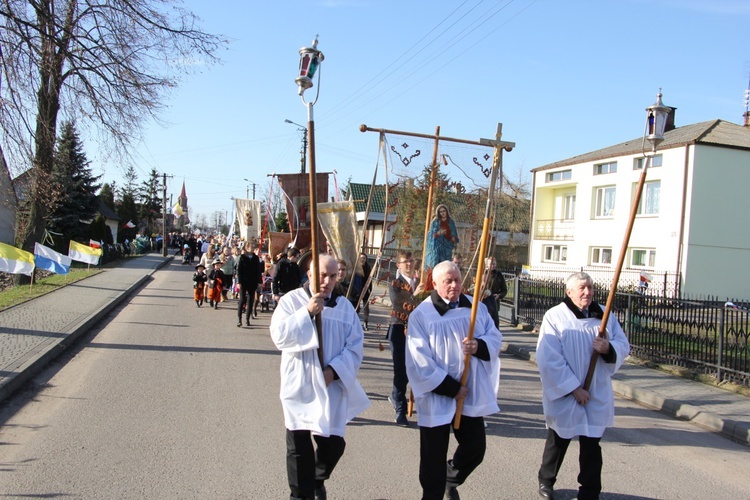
[434,267,462,302]
[566,280,593,311]
[309,256,339,298]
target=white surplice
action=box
[536,301,630,439]
[405,295,501,427]
[270,287,371,437]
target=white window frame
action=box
[563,194,576,220]
[635,180,660,215]
[543,245,567,263]
[590,247,612,266]
[546,169,572,182]
[594,186,616,218]
[631,248,656,268]
[634,154,663,170]
[594,161,617,175]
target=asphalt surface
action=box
[0,253,748,446]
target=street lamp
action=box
[294,35,325,367]
[583,90,670,390]
[643,89,671,155]
[284,119,308,174]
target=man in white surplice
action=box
[536,272,630,500]
[406,260,501,500]
[270,254,370,500]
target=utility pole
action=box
[243,178,258,199]
[162,173,168,257]
[161,172,174,257]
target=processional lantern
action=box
[295,36,324,98]
[293,35,325,369]
[644,89,671,154]
[583,89,671,392]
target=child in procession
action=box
[207,258,226,309]
[193,263,207,307]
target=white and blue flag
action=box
[34,242,72,275]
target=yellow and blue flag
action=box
[0,242,35,276]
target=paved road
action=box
[0,258,748,499]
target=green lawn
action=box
[0,267,103,310]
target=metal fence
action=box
[522,265,681,298]
[513,276,750,386]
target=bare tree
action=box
[0,0,226,256]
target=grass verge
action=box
[0,267,104,311]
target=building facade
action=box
[529,114,750,298]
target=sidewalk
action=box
[1,258,748,445]
[501,327,750,445]
[0,253,172,403]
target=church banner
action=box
[235,198,261,242]
[317,200,358,273]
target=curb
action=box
[502,342,750,446]
[0,256,173,404]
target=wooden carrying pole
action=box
[454,124,509,429]
[307,104,324,369]
[583,155,653,390]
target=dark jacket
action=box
[273,257,301,295]
[237,253,262,287]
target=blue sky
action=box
[90,0,750,222]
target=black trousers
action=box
[388,324,409,415]
[482,295,499,328]
[286,429,345,500]
[538,428,602,500]
[419,415,486,500]
[237,283,256,322]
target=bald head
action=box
[308,254,339,297]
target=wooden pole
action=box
[454,124,507,429]
[583,154,652,390]
[306,103,325,369]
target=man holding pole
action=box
[270,254,370,500]
[535,272,630,500]
[405,260,501,500]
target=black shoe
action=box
[214,302,219,309]
[314,484,327,500]
[538,483,555,499]
[395,413,409,427]
[209,300,214,307]
[237,321,242,327]
[445,486,460,500]
[253,309,258,319]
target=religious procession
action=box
[249,50,632,499]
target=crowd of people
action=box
[182,232,373,332]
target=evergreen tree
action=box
[118,192,139,243]
[139,168,161,235]
[99,182,116,210]
[90,215,113,244]
[122,165,139,200]
[47,121,101,252]
[275,211,289,233]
